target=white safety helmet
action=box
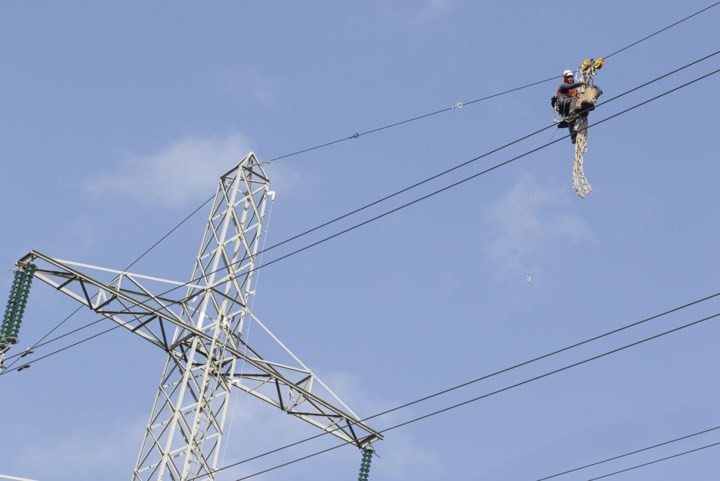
[562,69,574,78]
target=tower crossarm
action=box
[20,250,198,353]
[18,250,382,448]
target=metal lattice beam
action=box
[16,153,381,481]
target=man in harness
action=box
[554,69,586,143]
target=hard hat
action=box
[563,69,574,77]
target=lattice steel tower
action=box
[11,153,381,480]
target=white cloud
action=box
[87,133,254,207]
[481,170,594,280]
[262,160,312,201]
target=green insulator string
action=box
[358,447,374,481]
[0,263,37,352]
[2,270,23,327]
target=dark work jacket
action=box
[557,81,584,97]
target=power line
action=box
[51,5,713,328]
[603,1,720,59]
[120,59,720,313]
[2,322,124,374]
[247,49,720,262]
[2,4,718,478]
[381,314,720,433]
[265,0,720,164]
[237,66,720,279]
[151,3,720,307]
[537,424,720,480]
[588,440,720,480]
[6,62,719,378]
[7,11,719,369]
[79,52,720,317]
[22,7,717,328]
[163,59,720,301]
[2,316,110,365]
[229,310,720,480]
[187,290,720,480]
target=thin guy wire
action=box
[229,311,720,480]
[264,76,555,163]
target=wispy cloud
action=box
[481,170,594,280]
[219,66,281,106]
[376,0,458,25]
[86,132,254,207]
[417,0,454,22]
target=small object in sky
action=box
[17,364,31,372]
[526,274,532,282]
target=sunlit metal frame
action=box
[17,153,380,481]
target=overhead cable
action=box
[537,424,720,480]
[187,291,720,480]
[265,1,720,163]
[9,7,719,364]
[228,310,720,480]
[248,50,720,262]
[5,63,719,376]
[587,440,720,480]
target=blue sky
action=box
[1,1,719,480]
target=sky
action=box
[1,1,719,480]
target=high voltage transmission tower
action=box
[2,153,381,480]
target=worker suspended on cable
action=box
[552,69,586,144]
